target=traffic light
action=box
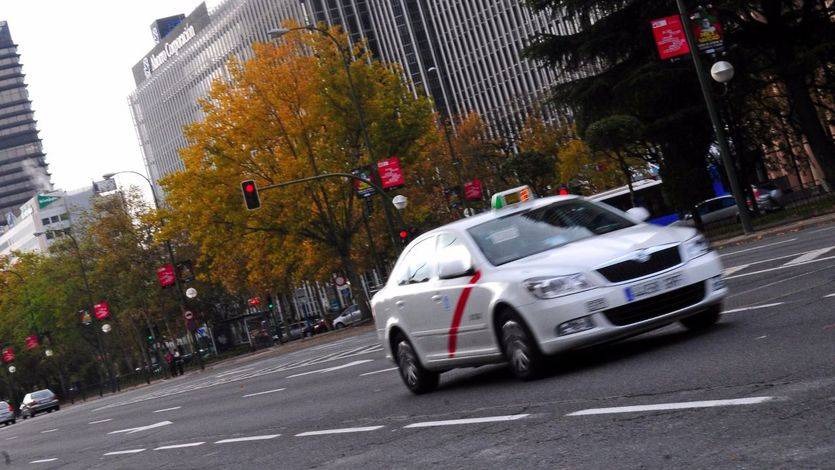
[399,229,409,245]
[241,180,261,210]
[266,294,274,311]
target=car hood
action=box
[499,224,696,274]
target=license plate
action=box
[624,274,683,302]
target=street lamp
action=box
[7,366,15,374]
[101,323,112,334]
[267,25,400,249]
[392,195,408,211]
[34,229,117,393]
[710,61,735,83]
[103,171,204,370]
[44,349,53,357]
[674,0,754,235]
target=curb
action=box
[710,212,835,250]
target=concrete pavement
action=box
[5,222,835,469]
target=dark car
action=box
[20,389,59,419]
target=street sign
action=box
[24,335,39,350]
[94,301,111,320]
[464,179,483,201]
[93,178,117,194]
[352,166,376,198]
[183,311,194,320]
[691,9,724,54]
[80,310,92,325]
[378,157,405,189]
[651,15,690,60]
[156,264,176,287]
[2,347,15,363]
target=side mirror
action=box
[437,245,474,280]
[626,207,651,222]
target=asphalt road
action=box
[4,223,835,469]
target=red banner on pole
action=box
[156,264,176,287]
[94,301,111,320]
[24,335,39,350]
[377,157,405,189]
[651,15,690,60]
[463,179,483,201]
[2,347,14,363]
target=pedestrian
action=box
[174,348,185,376]
[164,350,175,377]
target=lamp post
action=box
[267,25,400,249]
[426,66,471,217]
[34,229,117,393]
[675,0,753,234]
[102,171,204,371]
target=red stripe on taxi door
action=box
[447,271,482,358]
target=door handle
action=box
[431,295,442,302]
[395,300,405,308]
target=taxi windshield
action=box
[467,199,634,265]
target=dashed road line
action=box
[719,238,797,257]
[242,388,285,398]
[104,449,146,456]
[296,426,384,437]
[215,367,255,378]
[360,367,398,377]
[287,359,374,379]
[404,414,530,428]
[5,436,17,440]
[154,442,205,450]
[724,302,784,314]
[567,396,774,416]
[726,254,835,280]
[215,435,280,444]
[29,458,57,464]
[153,406,181,413]
[89,419,112,424]
[723,264,750,276]
[824,293,835,298]
[40,429,58,434]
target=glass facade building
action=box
[130,0,573,191]
[0,22,52,223]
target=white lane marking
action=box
[89,419,112,424]
[723,303,784,314]
[784,247,834,265]
[104,449,146,456]
[108,421,172,435]
[723,264,750,276]
[29,458,58,463]
[360,367,398,377]
[726,255,835,279]
[404,414,530,429]
[40,429,58,434]
[567,396,774,416]
[720,238,797,256]
[6,436,17,440]
[242,388,285,398]
[215,367,254,378]
[154,442,205,450]
[825,293,835,298]
[808,226,835,235]
[287,359,374,379]
[153,406,181,413]
[756,335,768,340]
[296,426,384,437]
[215,434,281,444]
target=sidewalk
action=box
[711,211,835,250]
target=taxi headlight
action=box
[524,274,593,299]
[684,235,710,260]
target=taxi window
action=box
[396,236,437,285]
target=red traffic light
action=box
[399,230,408,239]
[241,179,261,210]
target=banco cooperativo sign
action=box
[132,2,211,86]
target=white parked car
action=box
[372,187,727,394]
[332,305,362,329]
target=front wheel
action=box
[395,338,439,395]
[500,315,546,380]
[680,304,722,330]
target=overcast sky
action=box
[1,0,220,191]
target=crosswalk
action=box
[723,246,835,279]
[94,342,384,411]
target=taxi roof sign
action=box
[491,185,534,209]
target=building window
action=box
[41,217,50,226]
[50,215,60,224]
[59,213,69,221]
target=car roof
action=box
[418,194,582,238]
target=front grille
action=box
[596,246,682,283]
[603,282,706,326]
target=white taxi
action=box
[371,187,727,394]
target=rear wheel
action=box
[681,304,722,330]
[500,313,546,380]
[334,323,344,330]
[394,337,439,395]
